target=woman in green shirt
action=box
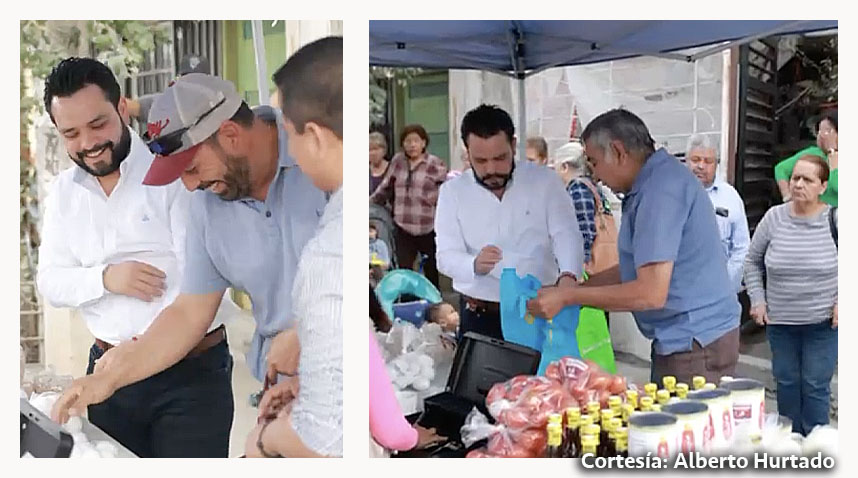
[775,110,838,206]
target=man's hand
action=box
[266,329,300,383]
[750,303,769,326]
[832,303,838,329]
[557,274,577,289]
[415,425,446,449]
[527,286,572,320]
[258,376,300,421]
[51,373,118,424]
[103,261,167,302]
[244,421,269,458]
[474,245,503,275]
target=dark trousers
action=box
[86,340,235,457]
[394,226,440,289]
[458,295,504,341]
[650,327,740,385]
[767,322,837,435]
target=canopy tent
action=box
[370,20,837,158]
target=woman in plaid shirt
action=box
[370,124,447,288]
[553,141,610,263]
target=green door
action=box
[397,72,450,165]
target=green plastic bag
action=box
[576,306,616,374]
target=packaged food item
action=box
[628,412,679,459]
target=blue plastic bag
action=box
[499,268,580,375]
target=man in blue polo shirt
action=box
[528,109,740,384]
[52,73,327,423]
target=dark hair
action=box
[399,124,429,152]
[44,57,121,124]
[205,101,255,143]
[526,136,548,159]
[818,109,838,132]
[369,286,392,333]
[369,223,378,231]
[426,303,447,324]
[795,154,831,182]
[581,108,655,158]
[272,36,342,139]
[460,104,515,147]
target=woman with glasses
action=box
[774,109,838,206]
[369,124,447,288]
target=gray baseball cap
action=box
[143,73,242,186]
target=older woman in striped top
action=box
[744,154,838,436]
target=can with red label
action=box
[687,388,734,454]
[628,412,679,459]
[722,378,765,440]
[663,400,709,455]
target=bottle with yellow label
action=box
[676,383,689,399]
[563,407,581,458]
[599,410,614,454]
[692,376,706,390]
[581,435,599,458]
[702,383,717,391]
[662,375,677,395]
[606,418,623,456]
[546,422,564,458]
[621,403,635,424]
[639,396,654,411]
[608,395,622,415]
[548,413,563,427]
[644,382,658,400]
[615,427,629,457]
[625,389,639,410]
[656,389,671,406]
[651,403,662,412]
[587,401,601,418]
[582,424,601,454]
[580,414,594,428]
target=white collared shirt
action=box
[435,161,585,302]
[37,128,222,345]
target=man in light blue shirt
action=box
[528,109,740,384]
[685,134,750,293]
[53,73,327,424]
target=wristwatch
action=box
[556,272,577,285]
[257,419,283,458]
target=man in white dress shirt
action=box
[435,104,585,340]
[37,57,232,457]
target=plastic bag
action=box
[461,407,503,447]
[803,425,838,457]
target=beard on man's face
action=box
[69,123,132,177]
[474,159,515,191]
[197,150,253,201]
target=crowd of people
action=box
[40,37,344,458]
[369,104,838,452]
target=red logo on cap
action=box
[147,118,170,139]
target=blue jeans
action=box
[86,339,235,457]
[767,322,838,436]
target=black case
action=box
[417,332,541,445]
[20,398,74,458]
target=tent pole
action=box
[517,75,526,162]
[251,20,270,105]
